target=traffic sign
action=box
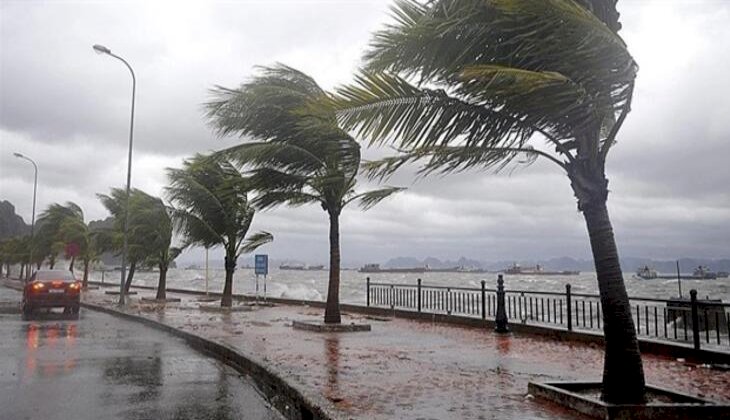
[254,254,268,275]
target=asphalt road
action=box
[0,286,283,420]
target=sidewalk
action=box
[84,288,730,420]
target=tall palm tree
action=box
[331,0,643,403]
[205,65,403,323]
[166,154,273,307]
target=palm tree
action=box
[166,154,273,307]
[36,203,85,270]
[331,0,642,403]
[98,188,161,293]
[205,65,403,323]
[131,194,182,300]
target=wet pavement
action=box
[0,286,283,420]
[74,287,730,420]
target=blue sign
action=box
[254,254,268,275]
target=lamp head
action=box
[93,44,111,55]
[13,152,24,158]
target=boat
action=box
[692,266,717,280]
[279,264,306,271]
[358,264,426,273]
[503,263,579,276]
[635,266,658,279]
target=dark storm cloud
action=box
[1,0,728,264]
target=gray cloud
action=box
[1,0,728,265]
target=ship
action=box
[280,264,327,271]
[503,263,579,276]
[692,266,718,280]
[635,266,658,279]
[634,265,721,280]
[359,264,426,273]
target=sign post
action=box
[254,254,268,303]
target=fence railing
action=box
[366,277,730,351]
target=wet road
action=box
[0,286,283,420]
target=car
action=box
[22,269,81,320]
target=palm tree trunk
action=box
[82,259,90,289]
[221,254,235,307]
[324,211,341,324]
[68,256,75,273]
[582,201,646,403]
[124,261,136,293]
[49,255,56,269]
[156,263,168,300]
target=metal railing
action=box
[366,277,730,351]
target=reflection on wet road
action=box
[0,287,282,420]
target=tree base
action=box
[528,381,729,420]
[292,320,371,332]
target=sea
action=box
[89,268,730,304]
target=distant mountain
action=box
[0,200,30,240]
[378,255,730,273]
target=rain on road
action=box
[0,286,283,420]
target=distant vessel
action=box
[504,263,579,276]
[280,264,326,271]
[359,264,425,273]
[692,266,717,280]
[634,265,720,280]
[636,266,658,279]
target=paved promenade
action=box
[83,288,730,420]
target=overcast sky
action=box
[1,0,728,266]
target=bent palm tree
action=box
[166,154,273,307]
[332,0,643,403]
[98,189,162,293]
[206,65,403,323]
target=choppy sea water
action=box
[89,268,730,304]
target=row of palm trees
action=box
[3,0,645,403]
[199,0,645,404]
[0,156,274,306]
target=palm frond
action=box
[332,71,536,148]
[347,186,405,210]
[240,231,274,254]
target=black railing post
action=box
[690,289,700,350]
[495,275,509,333]
[481,280,486,320]
[566,284,573,331]
[417,278,422,313]
[366,277,370,307]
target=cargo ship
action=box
[503,263,579,276]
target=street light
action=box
[93,43,136,305]
[13,152,38,280]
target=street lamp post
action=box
[13,153,37,280]
[93,44,136,305]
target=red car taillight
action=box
[68,282,81,291]
[31,282,45,292]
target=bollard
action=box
[417,278,422,313]
[566,284,573,331]
[366,277,370,307]
[481,280,486,320]
[690,289,700,350]
[495,274,509,333]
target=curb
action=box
[80,301,336,420]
